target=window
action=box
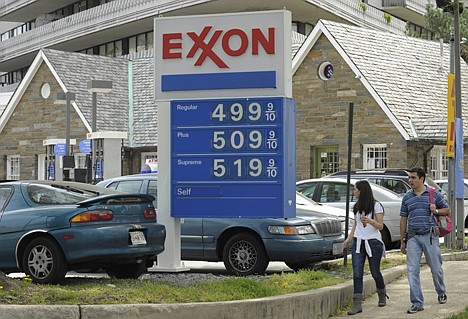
[148,180,157,207]
[108,180,143,193]
[0,187,13,209]
[137,34,146,51]
[7,155,20,180]
[363,144,387,169]
[320,182,355,203]
[128,36,137,53]
[430,145,448,179]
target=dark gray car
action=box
[97,174,348,275]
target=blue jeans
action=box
[351,238,385,294]
[406,233,446,308]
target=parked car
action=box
[434,179,468,232]
[327,169,444,196]
[97,174,349,274]
[296,177,403,249]
[0,180,166,284]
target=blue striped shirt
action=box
[400,186,449,234]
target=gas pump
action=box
[94,138,104,183]
[87,132,127,183]
[43,139,76,181]
[44,144,56,180]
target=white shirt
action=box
[353,201,385,257]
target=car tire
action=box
[105,263,146,279]
[22,237,68,284]
[222,233,269,276]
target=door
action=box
[312,146,339,178]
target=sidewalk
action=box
[331,253,468,318]
[0,252,466,319]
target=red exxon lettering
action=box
[162,26,276,68]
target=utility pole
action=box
[436,0,465,249]
[453,0,465,249]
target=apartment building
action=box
[0,0,435,89]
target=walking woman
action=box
[343,180,388,315]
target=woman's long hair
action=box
[353,180,376,216]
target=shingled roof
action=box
[42,49,129,133]
[293,20,468,141]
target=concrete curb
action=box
[0,251,467,319]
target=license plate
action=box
[130,231,146,245]
[333,242,344,255]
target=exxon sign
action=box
[154,10,292,100]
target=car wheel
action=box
[105,263,146,279]
[222,233,269,276]
[22,237,67,284]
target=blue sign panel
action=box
[53,144,66,156]
[79,139,91,154]
[171,97,296,218]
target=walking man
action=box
[400,167,449,314]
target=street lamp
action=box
[55,92,75,157]
[87,80,112,183]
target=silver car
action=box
[296,177,402,249]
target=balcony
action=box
[0,0,408,73]
[0,0,77,22]
[0,0,215,72]
[309,0,408,34]
[370,0,436,26]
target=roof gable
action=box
[0,49,129,135]
[294,20,468,141]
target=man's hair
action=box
[408,167,426,182]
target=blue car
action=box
[0,180,166,284]
[97,174,347,275]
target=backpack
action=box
[429,187,453,237]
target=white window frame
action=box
[7,155,20,180]
[430,146,448,179]
[363,144,387,170]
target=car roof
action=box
[328,169,409,177]
[296,177,401,198]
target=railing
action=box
[0,0,32,16]
[0,0,211,63]
[0,0,417,64]
[308,0,408,34]
[382,0,434,8]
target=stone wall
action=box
[293,34,409,181]
[0,64,88,179]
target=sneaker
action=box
[438,294,447,304]
[407,305,424,314]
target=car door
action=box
[315,181,356,209]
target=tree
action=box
[407,3,468,61]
